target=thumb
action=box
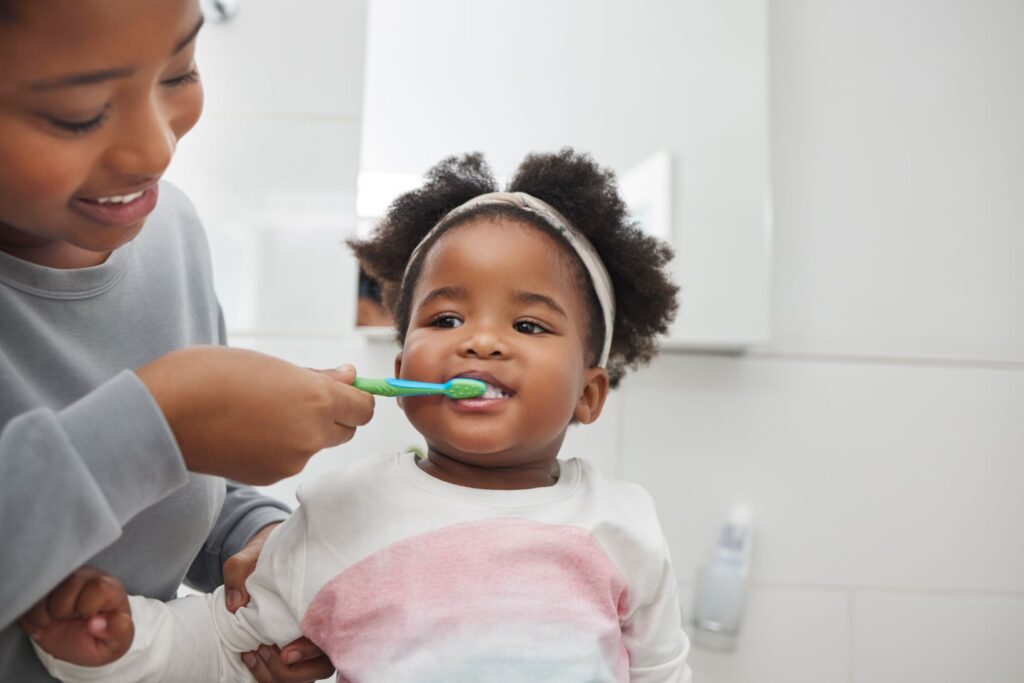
[318,364,356,385]
[222,550,257,613]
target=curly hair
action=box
[348,148,678,388]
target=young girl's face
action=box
[0,0,203,266]
[397,218,609,482]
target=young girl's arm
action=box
[622,539,693,683]
[31,509,312,683]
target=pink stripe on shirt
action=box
[301,517,630,682]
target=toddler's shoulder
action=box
[295,452,401,513]
[571,458,667,550]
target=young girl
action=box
[32,150,690,682]
[0,1,372,680]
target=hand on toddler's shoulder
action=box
[18,566,133,667]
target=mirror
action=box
[356,0,770,348]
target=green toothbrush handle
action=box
[353,377,440,398]
[353,377,403,397]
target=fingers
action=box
[75,574,129,617]
[243,644,334,683]
[46,567,104,620]
[316,364,356,385]
[279,637,324,665]
[17,597,52,636]
[325,380,375,430]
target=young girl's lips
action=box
[70,185,159,227]
[449,394,512,413]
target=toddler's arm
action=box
[623,539,693,683]
[32,510,311,683]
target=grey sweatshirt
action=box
[0,183,290,681]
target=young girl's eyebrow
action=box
[23,16,203,92]
[512,290,567,319]
[418,285,467,308]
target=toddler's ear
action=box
[573,368,609,424]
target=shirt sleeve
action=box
[33,507,310,683]
[184,481,291,592]
[182,302,292,592]
[623,540,693,683]
[0,371,188,629]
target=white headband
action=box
[403,191,616,367]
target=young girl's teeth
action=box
[94,191,144,204]
[482,384,510,399]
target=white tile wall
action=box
[853,592,1024,683]
[769,0,1024,362]
[621,354,1024,593]
[197,0,367,118]
[681,585,850,683]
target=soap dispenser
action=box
[692,505,753,651]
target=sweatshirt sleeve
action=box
[623,539,693,683]
[33,508,310,683]
[181,302,291,592]
[0,371,188,629]
[184,482,290,592]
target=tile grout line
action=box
[847,590,857,683]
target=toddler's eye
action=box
[431,314,463,329]
[514,320,548,335]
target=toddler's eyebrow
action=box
[512,290,567,319]
[24,16,204,91]
[418,285,467,308]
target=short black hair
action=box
[348,148,679,388]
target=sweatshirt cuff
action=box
[58,370,188,525]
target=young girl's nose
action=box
[457,325,509,359]
[103,103,176,179]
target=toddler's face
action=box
[397,218,608,473]
[0,0,203,265]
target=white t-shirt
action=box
[37,452,691,682]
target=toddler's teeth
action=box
[481,384,511,399]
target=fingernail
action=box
[259,646,271,662]
[284,650,301,664]
[227,590,242,608]
[242,653,256,668]
[335,364,354,373]
[30,631,42,641]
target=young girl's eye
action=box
[514,320,548,335]
[162,68,200,88]
[44,106,110,135]
[431,314,463,329]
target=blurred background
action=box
[165,1,1024,680]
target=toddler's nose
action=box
[457,325,509,359]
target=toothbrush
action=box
[353,377,487,399]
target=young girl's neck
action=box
[418,449,561,490]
